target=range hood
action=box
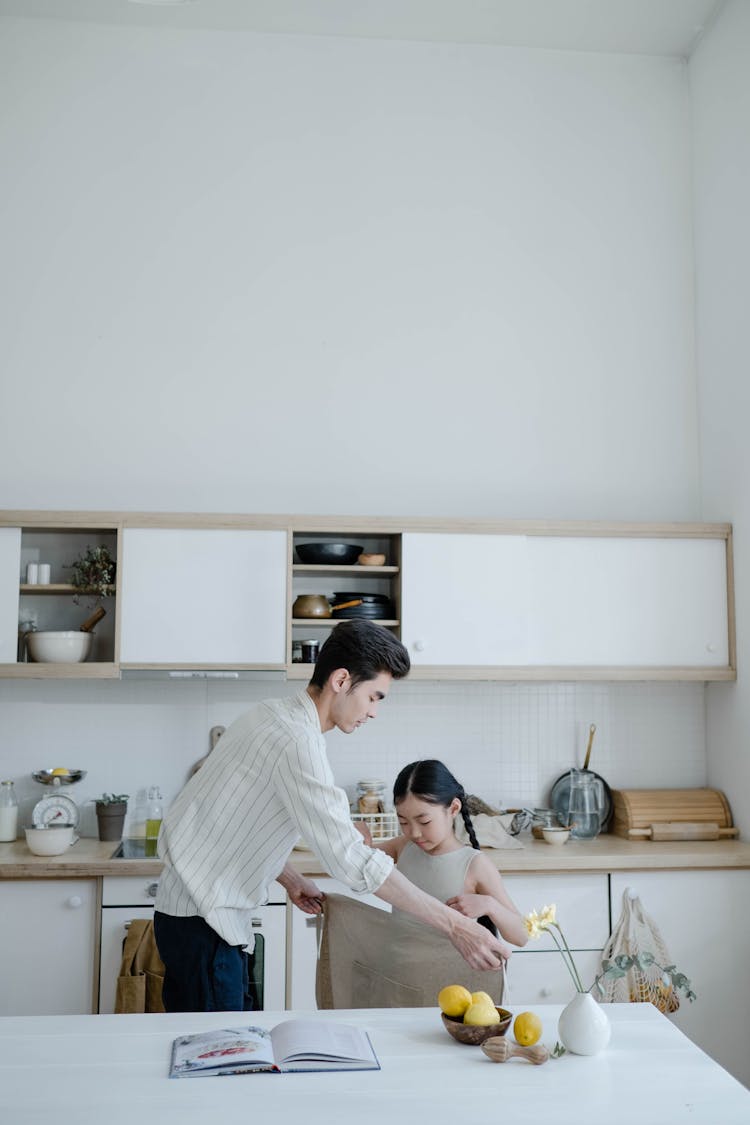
[119,668,287,681]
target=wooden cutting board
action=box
[611,788,737,840]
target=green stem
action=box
[546,924,585,992]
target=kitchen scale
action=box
[31,769,87,829]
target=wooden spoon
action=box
[583,723,596,770]
[482,1038,549,1065]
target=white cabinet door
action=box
[0,528,21,663]
[119,529,287,664]
[400,533,528,665]
[609,871,750,1089]
[0,879,96,1015]
[502,873,610,951]
[288,877,389,1011]
[401,531,730,673]
[527,536,729,667]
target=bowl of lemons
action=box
[439,985,512,1045]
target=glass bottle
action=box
[145,786,163,856]
[0,780,19,842]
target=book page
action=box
[170,1026,278,1078]
[270,1019,378,1069]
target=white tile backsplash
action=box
[0,677,706,837]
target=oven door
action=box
[98,903,287,1014]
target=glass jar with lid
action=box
[355,779,387,815]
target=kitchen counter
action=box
[1,1005,747,1124]
[2,832,749,879]
[0,837,160,877]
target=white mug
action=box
[37,563,51,584]
[26,563,39,584]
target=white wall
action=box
[690,0,750,832]
[0,675,706,840]
[0,17,720,833]
[1,17,698,520]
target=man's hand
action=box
[448,915,509,971]
[277,863,325,915]
[287,875,325,915]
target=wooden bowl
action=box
[441,1008,512,1045]
[358,552,386,566]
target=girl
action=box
[374,759,528,962]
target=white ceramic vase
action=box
[558,991,611,1056]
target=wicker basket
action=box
[351,811,398,840]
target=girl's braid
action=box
[457,787,480,850]
[457,786,499,938]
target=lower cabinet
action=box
[501,873,610,1004]
[610,869,750,1089]
[0,879,97,1015]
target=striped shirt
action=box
[155,690,393,948]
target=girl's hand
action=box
[354,819,373,846]
[446,892,491,920]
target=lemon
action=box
[50,768,70,777]
[471,991,494,1007]
[437,984,473,1018]
[463,1000,500,1027]
[513,1011,543,1046]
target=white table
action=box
[1,1004,747,1124]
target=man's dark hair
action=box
[309,620,410,689]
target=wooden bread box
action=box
[611,788,739,841]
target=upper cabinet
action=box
[119,528,287,667]
[525,535,729,670]
[401,526,734,680]
[288,530,401,680]
[0,513,735,681]
[0,518,119,678]
[400,533,527,665]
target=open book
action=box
[169,1018,380,1078]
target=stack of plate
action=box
[330,592,394,619]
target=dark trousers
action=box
[154,911,257,1013]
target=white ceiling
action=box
[0,0,728,57]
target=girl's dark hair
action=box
[393,759,498,937]
[309,619,410,690]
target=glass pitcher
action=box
[567,768,605,840]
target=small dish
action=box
[542,827,571,846]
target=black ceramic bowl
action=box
[296,543,363,565]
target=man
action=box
[154,619,506,1011]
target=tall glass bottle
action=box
[145,786,163,856]
[0,780,19,842]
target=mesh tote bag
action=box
[598,889,682,1014]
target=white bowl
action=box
[27,631,92,663]
[543,827,571,846]
[25,825,76,855]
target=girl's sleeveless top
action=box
[395,841,477,903]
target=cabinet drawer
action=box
[502,873,610,949]
[102,875,161,906]
[102,876,286,907]
[505,949,604,1007]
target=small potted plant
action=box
[95,793,129,841]
[66,544,116,607]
